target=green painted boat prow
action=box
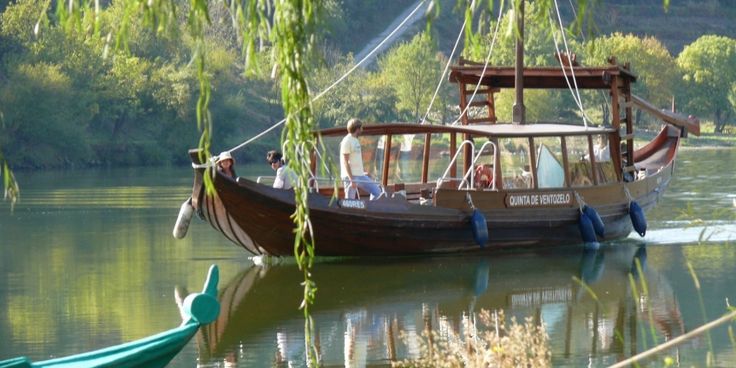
[0,265,220,368]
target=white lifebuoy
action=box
[173,197,194,239]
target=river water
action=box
[0,149,734,367]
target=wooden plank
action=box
[528,137,538,189]
[458,84,469,126]
[623,80,634,169]
[631,94,700,136]
[382,134,392,187]
[421,132,430,184]
[467,117,494,124]
[487,90,497,123]
[468,100,491,107]
[587,135,599,186]
[464,88,497,94]
[561,137,570,188]
[610,77,623,182]
[450,133,457,178]
[449,66,637,90]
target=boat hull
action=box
[192,162,673,256]
[190,126,679,256]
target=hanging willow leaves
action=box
[2,154,19,211]
[39,0,322,363]
[1,111,19,211]
[270,0,321,364]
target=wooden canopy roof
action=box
[448,65,637,90]
[317,123,615,138]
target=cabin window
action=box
[372,135,386,182]
[593,134,616,184]
[566,135,594,187]
[430,133,466,187]
[499,137,532,189]
[397,133,422,182]
[534,137,565,188]
[315,135,345,178]
[374,134,419,185]
[314,135,384,182]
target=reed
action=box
[393,309,551,368]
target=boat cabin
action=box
[251,56,697,209]
[310,122,619,203]
[291,57,668,203]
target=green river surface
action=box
[1,148,735,367]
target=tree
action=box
[378,32,448,121]
[582,33,682,127]
[462,1,579,124]
[677,35,736,133]
[583,33,680,107]
[0,62,92,168]
[310,56,399,128]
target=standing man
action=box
[340,118,382,200]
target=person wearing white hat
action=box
[217,151,237,178]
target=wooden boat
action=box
[0,265,220,368]
[181,5,699,256]
[184,55,699,256]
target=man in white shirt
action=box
[340,118,382,200]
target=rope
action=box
[567,0,580,39]
[553,0,588,124]
[563,0,612,126]
[551,0,592,127]
[465,192,476,209]
[450,0,505,126]
[192,156,217,169]
[420,0,475,125]
[226,0,429,156]
[623,185,634,203]
[574,191,586,212]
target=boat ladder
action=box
[436,140,498,191]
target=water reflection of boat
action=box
[198,248,685,366]
[0,266,220,368]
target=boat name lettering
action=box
[505,192,573,208]
[341,199,366,209]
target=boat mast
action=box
[512,1,526,125]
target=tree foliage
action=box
[311,56,399,127]
[584,33,680,107]
[677,35,736,133]
[378,32,450,121]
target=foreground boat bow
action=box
[0,265,220,368]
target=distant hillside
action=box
[593,0,736,54]
[334,0,735,60]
